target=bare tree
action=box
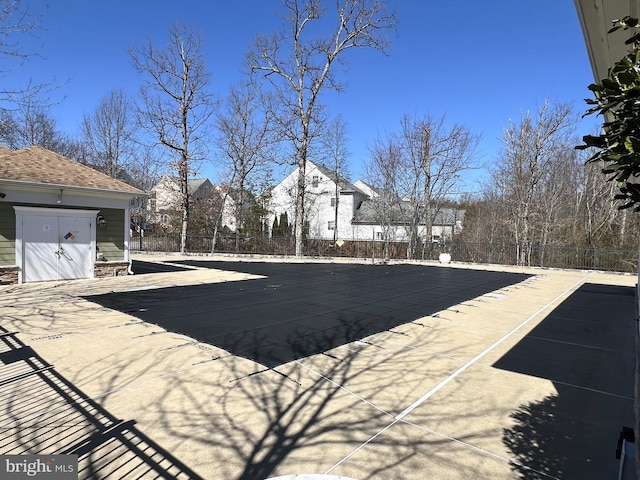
[398,115,479,258]
[320,115,350,244]
[0,1,54,104]
[364,115,478,259]
[81,89,139,179]
[494,100,576,265]
[247,0,397,257]
[214,80,275,252]
[576,158,620,246]
[130,23,214,254]
[0,97,76,156]
[364,134,405,260]
[535,147,579,265]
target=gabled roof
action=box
[353,179,380,198]
[153,176,212,195]
[187,178,212,194]
[310,161,368,195]
[0,145,142,195]
[86,163,140,189]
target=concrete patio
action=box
[0,254,636,479]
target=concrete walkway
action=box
[0,254,636,479]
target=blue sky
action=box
[7,1,599,193]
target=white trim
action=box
[124,207,133,274]
[14,206,100,216]
[0,178,143,198]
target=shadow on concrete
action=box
[0,327,203,479]
[495,283,636,479]
[130,260,193,275]
[151,314,505,480]
[88,261,531,368]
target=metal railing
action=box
[130,233,638,273]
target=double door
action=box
[21,212,94,282]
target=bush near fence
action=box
[131,233,638,273]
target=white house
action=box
[268,161,369,241]
[211,185,241,233]
[268,160,464,242]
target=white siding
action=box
[268,161,463,242]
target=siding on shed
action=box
[0,202,15,264]
[96,208,125,261]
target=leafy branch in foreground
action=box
[578,16,640,211]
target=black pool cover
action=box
[85,261,530,368]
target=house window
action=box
[312,176,319,187]
[328,221,335,230]
[376,232,383,240]
[303,221,310,236]
[330,197,336,207]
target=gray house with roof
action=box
[0,145,143,284]
[351,199,464,243]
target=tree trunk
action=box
[334,181,339,245]
[235,186,245,254]
[180,218,187,254]
[180,165,189,254]
[294,159,306,257]
[620,209,627,247]
[211,223,219,254]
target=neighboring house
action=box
[268,160,464,243]
[86,163,147,233]
[147,176,213,225]
[269,160,369,240]
[351,201,464,243]
[86,164,140,189]
[353,179,379,199]
[0,145,143,284]
[212,185,238,232]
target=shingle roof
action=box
[0,145,143,194]
[353,200,464,226]
[187,178,211,194]
[313,161,366,195]
[153,177,212,195]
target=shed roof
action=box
[0,145,143,195]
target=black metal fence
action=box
[130,233,638,273]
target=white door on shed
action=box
[22,215,59,282]
[57,216,92,280]
[21,212,94,282]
